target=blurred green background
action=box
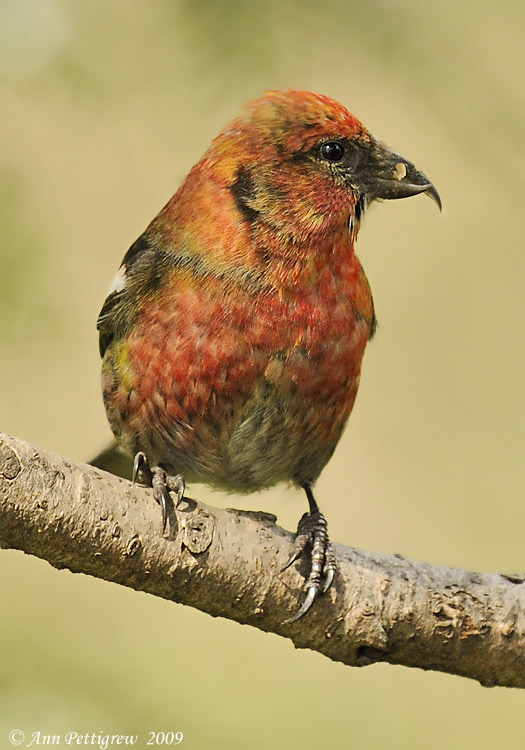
[1,0,524,747]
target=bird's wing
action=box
[97,233,165,357]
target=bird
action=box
[95,89,440,621]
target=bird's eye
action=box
[319,141,345,162]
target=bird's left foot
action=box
[133,451,185,533]
[282,483,336,622]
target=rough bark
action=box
[0,431,523,687]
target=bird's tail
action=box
[89,440,133,480]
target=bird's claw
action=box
[133,451,151,485]
[282,506,336,623]
[132,452,185,534]
[152,467,185,534]
[285,585,319,624]
[152,475,171,533]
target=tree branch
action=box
[0,431,523,687]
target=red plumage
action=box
[97,90,439,618]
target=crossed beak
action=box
[355,138,441,210]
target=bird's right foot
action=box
[133,451,185,534]
[282,483,336,622]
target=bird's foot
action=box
[282,487,336,623]
[133,451,185,533]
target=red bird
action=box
[97,90,440,620]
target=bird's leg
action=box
[282,482,336,622]
[133,451,185,534]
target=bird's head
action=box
[208,89,440,240]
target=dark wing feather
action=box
[97,234,158,358]
[97,291,125,356]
